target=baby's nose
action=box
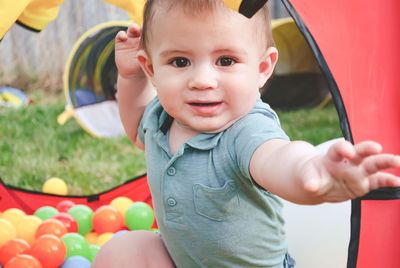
[188,64,218,90]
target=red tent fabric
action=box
[0,175,152,213]
[283,1,400,267]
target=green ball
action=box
[68,204,93,235]
[61,232,91,259]
[125,202,154,230]
[34,206,59,220]
[89,244,101,262]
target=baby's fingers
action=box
[116,30,128,42]
[369,172,400,190]
[363,154,400,174]
[326,140,355,162]
[126,23,141,38]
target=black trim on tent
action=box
[0,173,146,202]
[280,0,353,143]
[239,0,269,18]
[16,20,41,33]
[280,1,357,267]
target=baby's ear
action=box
[258,47,278,88]
[137,50,155,79]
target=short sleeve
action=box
[137,97,160,145]
[227,101,289,180]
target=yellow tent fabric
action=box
[0,0,64,39]
[104,0,145,25]
[272,17,320,75]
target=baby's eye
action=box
[170,57,191,68]
[216,56,236,66]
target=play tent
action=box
[57,21,131,137]
[1,0,400,267]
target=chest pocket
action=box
[193,181,239,221]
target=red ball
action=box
[56,200,76,213]
[52,213,78,233]
[0,239,31,266]
[5,254,42,268]
[92,205,123,234]
[29,235,66,268]
[35,219,67,239]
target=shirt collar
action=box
[158,113,223,151]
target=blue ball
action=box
[113,229,129,238]
[61,256,91,268]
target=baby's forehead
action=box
[144,2,270,51]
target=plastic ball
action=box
[5,254,42,268]
[0,239,30,265]
[110,197,133,221]
[67,205,93,235]
[88,244,100,262]
[92,206,123,234]
[52,213,78,233]
[0,219,17,247]
[61,256,91,268]
[15,216,42,245]
[56,200,76,213]
[1,209,26,227]
[61,233,90,259]
[125,202,155,230]
[84,232,98,245]
[29,234,66,268]
[96,232,114,247]
[42,177,68,195]
[34,206,59,221]
[35,219,67,239]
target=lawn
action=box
[0,91,342,195]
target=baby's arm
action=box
[250,139,400,204]
[115,24,155,149]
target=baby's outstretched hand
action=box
[115,24,145,79]
[304,140,400,202]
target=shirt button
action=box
[167,197,177,207]
[167,167,176,176]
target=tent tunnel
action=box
[261,17,330,110]
[57,21,131,138]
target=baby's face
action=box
[141,5,275,133]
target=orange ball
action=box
[29,235,66,268]
[35,219,67,239]
[0,239,31,266]
[4,254,42,268]
[92,206,123,234]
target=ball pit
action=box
[0,195,156,267]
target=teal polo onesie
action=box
[139,97,290,268]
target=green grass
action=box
[0,92,342,195]
[0,92,146,195]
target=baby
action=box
[93,1,400,267]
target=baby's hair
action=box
[140,0,274,52]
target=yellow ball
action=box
[15,215,42,245]
[0,218,17,247]
[110,197,134,220]
[1,208,26,226]
[85,232,99,244]
[42,177,68,195]
[96,232,114,246]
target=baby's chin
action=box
[188,118,241,134]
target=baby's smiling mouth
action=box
[188,101,223,115]
[189,101,222,107]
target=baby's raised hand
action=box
[115,23,145,79]
[304,140,400,202]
